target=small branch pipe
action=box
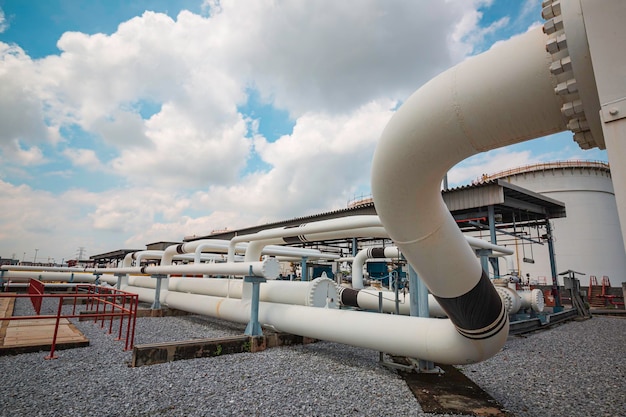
[351,247,401,290]
[371,27,566,350]
[351,239,512,290]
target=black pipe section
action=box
[340,287,360,308]
[369,248,386,258]
[434,271,507,340]
[283,236,307,244]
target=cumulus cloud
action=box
[0,43,52,146]
[63,148,105,171]
[1,0,564,261]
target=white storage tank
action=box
[487,161,626,287]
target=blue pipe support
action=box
[244,272,266,336]
[300,256,308,282]
[488,205,500,277]
[115,274,125,289]
[409,264,435,372]
[151,274,167,310]
[476,249,492,277]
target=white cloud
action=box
[0,8,8,33]
[63,148,104,171]
[0,43,52,147]
[2,0,586,262]
[0,180,97,261]
[194,100,395,222]
[448,148,540,187]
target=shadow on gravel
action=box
[399,364,515,417]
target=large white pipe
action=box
[1,266,96,273]
[101,258,280,279]
[0,270,98,283]
[227,216,385,261]
[124,276,339,308]
[164,291,503,364]
[371,26,568,350]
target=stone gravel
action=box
[1,297,624,417]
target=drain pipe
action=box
[371,26,567,352]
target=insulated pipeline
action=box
[371,26,567,350]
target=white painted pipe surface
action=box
[227,216,385,261]
[164,291,504,364]
[370,26,567,352]
[102,258,281,279]
[342,288,447,317]
[0,270,98,283]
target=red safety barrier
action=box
[0,284,138,359]
[27,278,45,314]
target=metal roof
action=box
[89,180,565,261]
[190,180,565,242]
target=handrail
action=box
[475,160,610,184]
[0,282,138,359]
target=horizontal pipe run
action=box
[164,291,506,364]
[99,259,280,279]
[339,287,447,317]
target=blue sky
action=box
[0,0,608,263]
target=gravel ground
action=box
[1,297,624,417]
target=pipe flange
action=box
[495,286,514,314]
[531,288,546,312]
[307,277,339,309]
[542,0,604,149]
[260,257,280,279]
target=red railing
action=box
[0,280,138,359]
[27,278,45,314]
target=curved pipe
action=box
[228,216,385,262]
[371,27,567,349]
[350,239,512,290]
[351,247,401,290]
